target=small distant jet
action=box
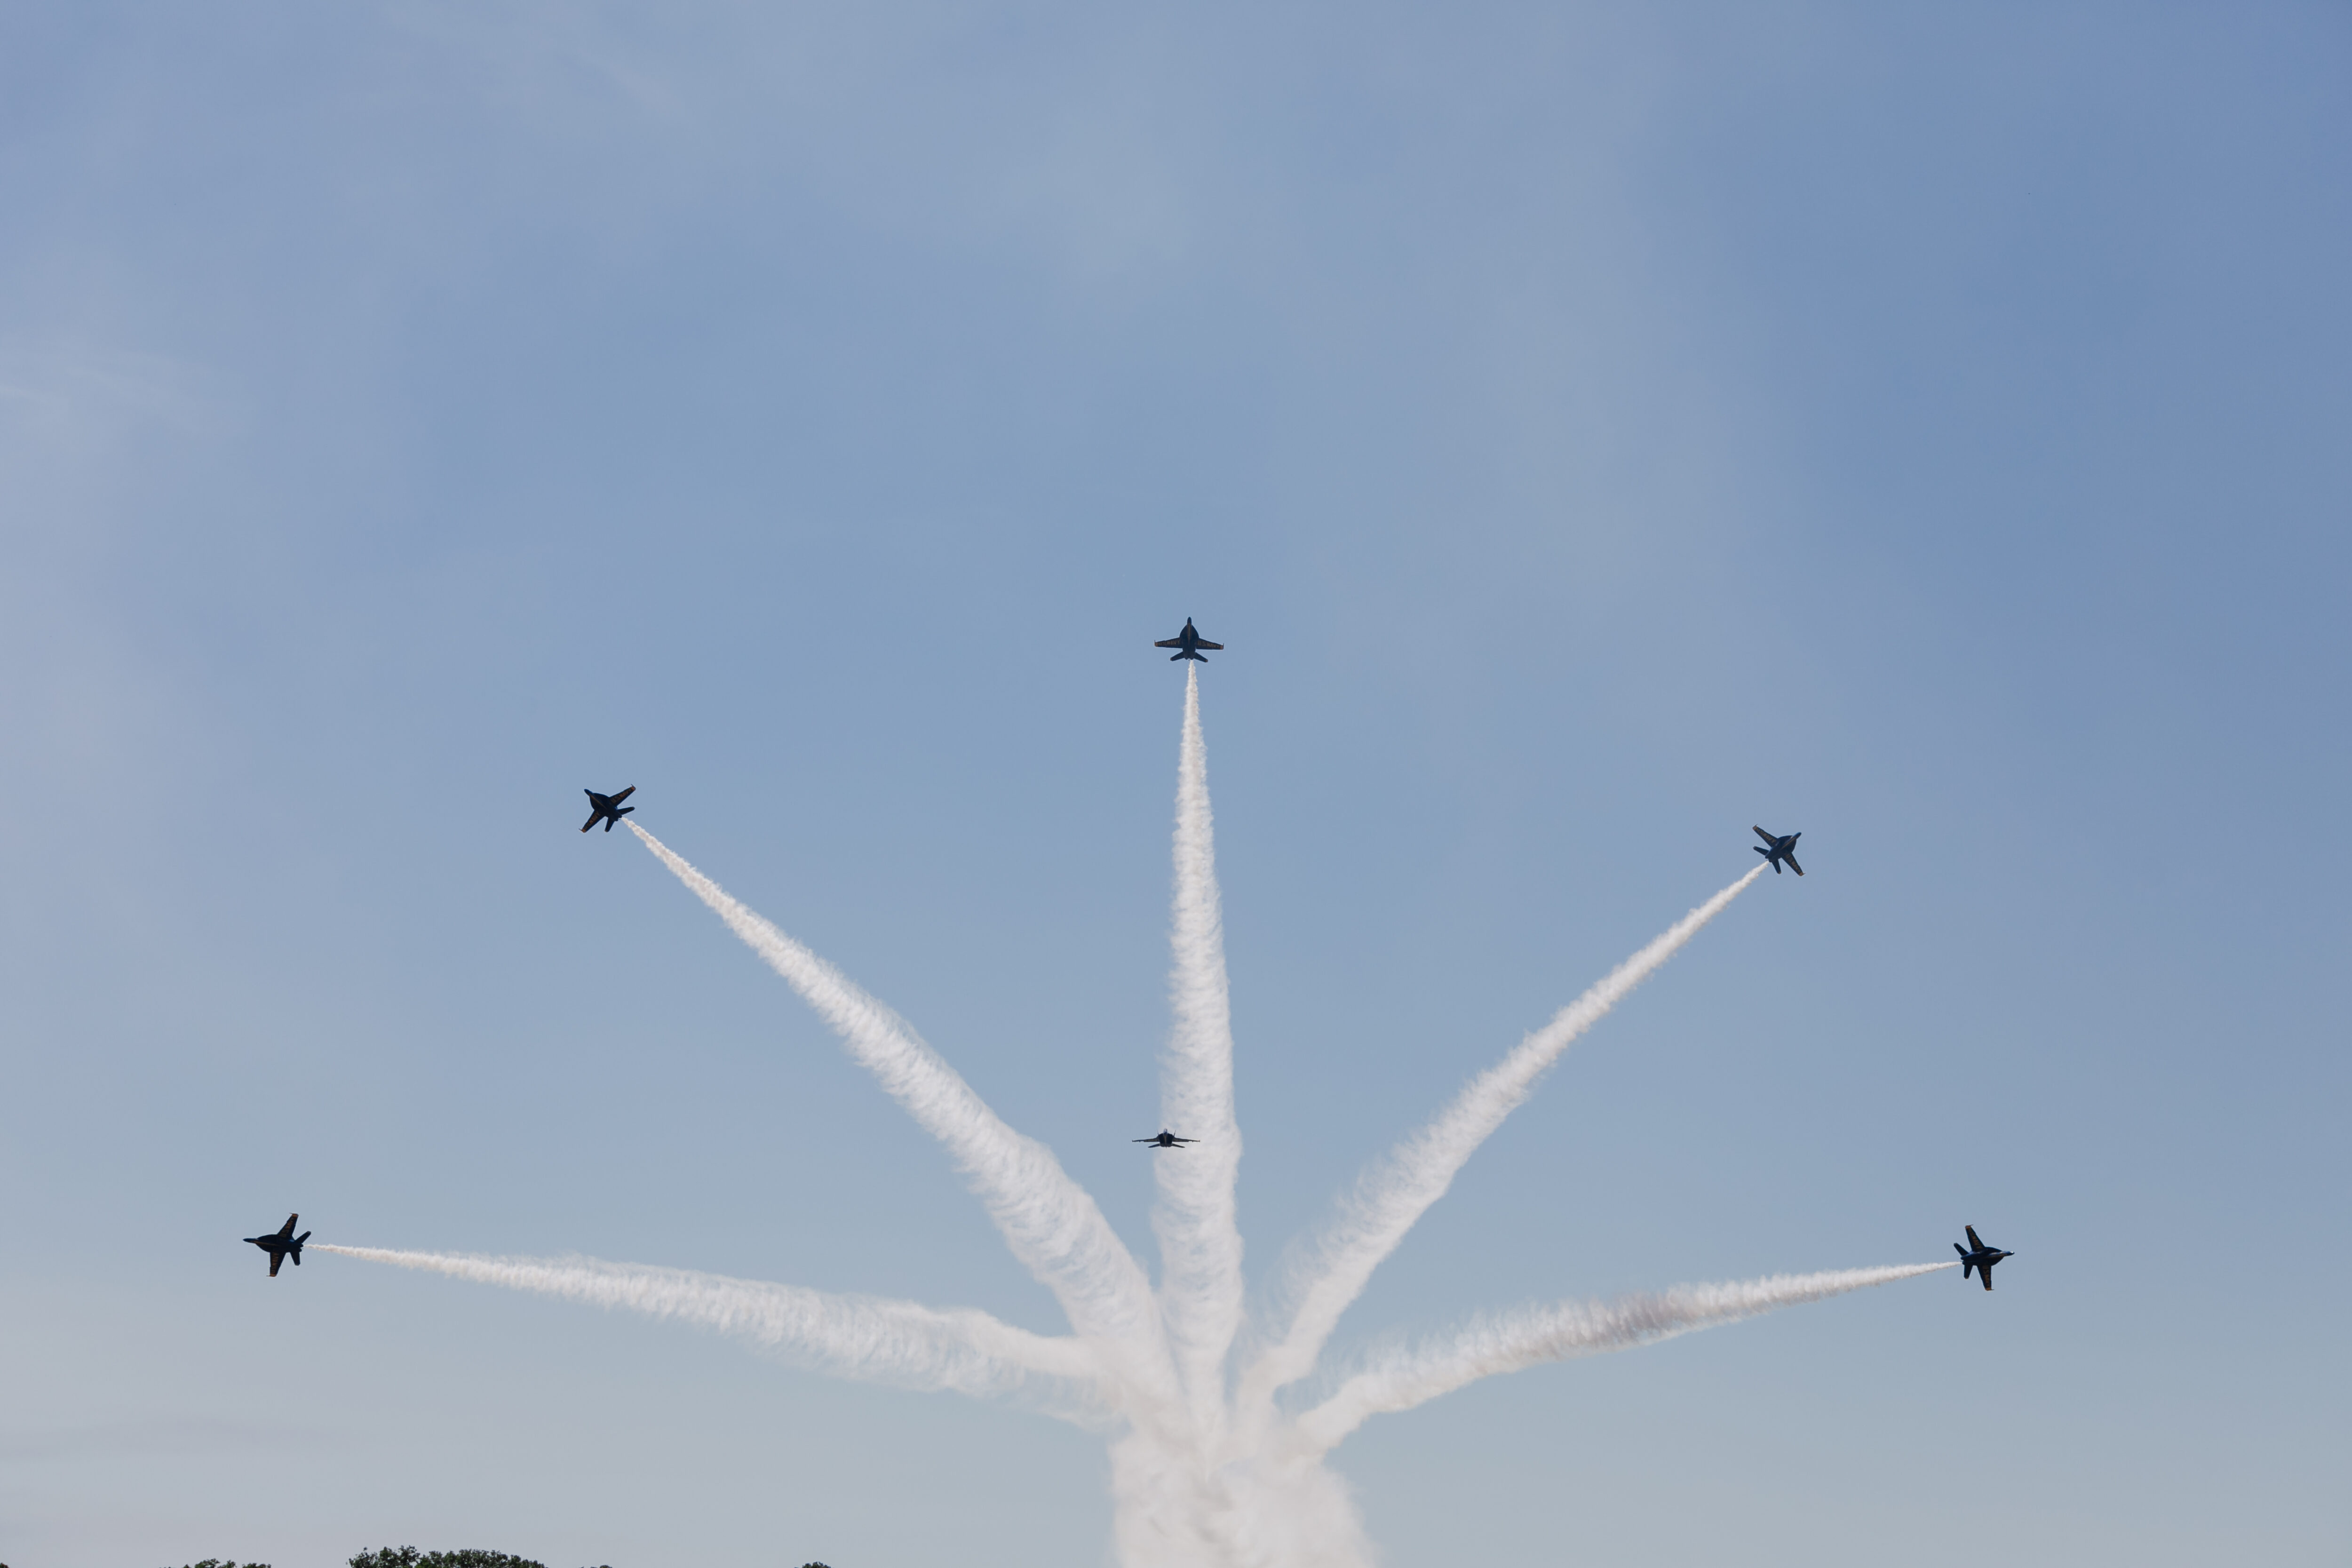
[1134,1131,1199,1149]
[1752,826,1804,876]
[581,786,637,834]
[244,1213,310,1278]
[1954,1225,2012,1291]
[1154,619,1224,662]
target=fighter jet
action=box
[1133,1131,1198,1149]
[1154,619,1224,662]
[1752,826,1804,876]
[581,786,636,833]
[1954,1225,2012,1291]
[244,1213,310,1278]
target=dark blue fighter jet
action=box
[581,786,636,833]
[245,1213,310,1278]
[1954,1226,2012,1291]
[1134,1130,1198,1149]
[1752,826,1804,876]
[1154,619,1224,662]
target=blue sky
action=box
[1,4,2346,1564]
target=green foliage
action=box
[349,1550,548,1568]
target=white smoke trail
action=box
[1243,865,1769,1413]
[317,1245,1107,1417]
[324,694,1924,1563]
[1294,1261,1955,1453]
[1153,666,1247,1433]
[626,825,1171,1395]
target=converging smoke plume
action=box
[333,678,1943,1567]
[628,821,1173,1400]
[1242,862,1768,1415]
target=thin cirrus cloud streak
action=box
[331,668,1941,1567]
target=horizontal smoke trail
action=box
[318,1245,1105,1416]
[626,826,1172,1391]
[1295,1261,1955,1452]
[1247,866,1769,1410]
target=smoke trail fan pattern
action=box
[330,669,1949,1567]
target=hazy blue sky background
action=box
[2,4,2346,1564]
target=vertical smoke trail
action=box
[627,825,1173,1396]
[317,1245,1106,1414]
[1153,666,1248,1433]
[1242,865,1769,1414]
[1294,1262,1956,1453]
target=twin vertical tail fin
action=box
[291,1232,310,1265]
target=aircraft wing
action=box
[267,1252,282,1278]
[610,786,635,804]
[278,1214,299,1238]
[580,811,603,833]
[1784,854,1803,876]
[1193,639,1223,650]
[1154,637,1184,648]
[1753,826,1776,844]
[1979,1269,1993,1291]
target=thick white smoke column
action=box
[328,683,1940,1567]
[1244,863,1770,1416]
[628,823,1173,1400]
[316,1245,1104,1415]
[1295,1262,1956,1452]
[1154,665,1247,1431]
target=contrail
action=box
[1244,864,1770,1414]
[1153,666,1247,1432]
[1294,1261,1955,1453]
[328,695,1919,1563]
[316,1245,1106,1416]
[626,825,1172,1395]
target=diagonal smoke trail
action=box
[1243,865,1769,1413]
[1295,1261,1955,1453]
[628,826,1171,1392]
[1153,666,1247,1432]
[318,1245,1106,1418]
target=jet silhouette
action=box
[1134,1130,1198,1149]
[1954,1225,2012,1291]
[1154,619,1224,662]
[581,786,636,833]
[1752,826,1804,876]
[245,1213,310,1278]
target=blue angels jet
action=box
[1154,619,1224,662]
[1752,826,1804,876]
[581,786,636,833]
[245,1213,310,1278]
[1134,1130,1198,1149]
[1954,1226,2012,1291]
